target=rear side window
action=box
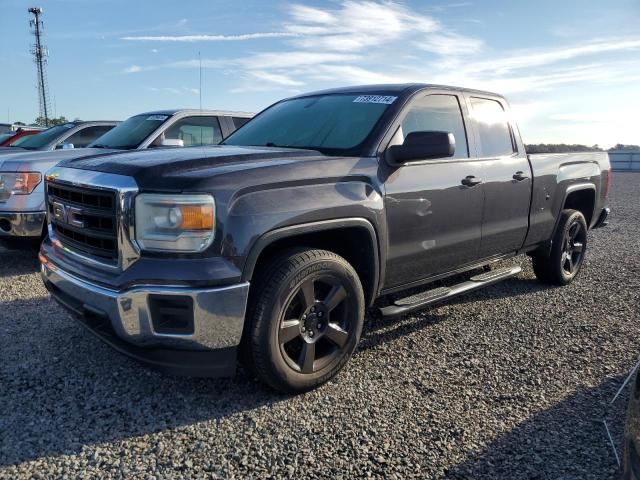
[400,94,469,159]
[470,97,515,157]
[160,116,223,147]
[232,117,250,129]
[64,125,114,148]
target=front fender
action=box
[220,179,386,295]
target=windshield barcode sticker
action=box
[146,115,169,121]
[353,95,397,104]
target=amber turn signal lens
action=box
[178,204,214,230]
[0,172,42,195]
[16,173,42,194]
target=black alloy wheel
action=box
[560,220,586,276]
[278,275,352,374]
[243,248,365,393]
[532,209,588,286]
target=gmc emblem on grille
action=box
[52,201,85,228]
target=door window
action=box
[157,116,223,147]
[63,125,115,147]
[399,94,469,159]
[470,97,516,157]
[232,117,250,129]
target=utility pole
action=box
[29,7,51,126]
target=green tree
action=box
[34,116,69,127]
[525,144,603,154]
[609,144,640,151]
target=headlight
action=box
[134,193,215,252]
[0,172,42,199]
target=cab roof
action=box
[137,109,254,118]
[288,83,503,100]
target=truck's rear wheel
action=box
[244,248,364,393]
[532,209,588,286]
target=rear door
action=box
[383,91,484,289]
[464,95,532,258]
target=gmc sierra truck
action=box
[0,110,252,239]
[40,84,611,393]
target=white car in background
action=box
[0,109,253,239]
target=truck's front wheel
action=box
[532,209,588,286]
[244,248,365,393]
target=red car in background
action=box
[0,129,41,146]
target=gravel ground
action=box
[1,173,638,479]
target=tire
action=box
[532,209,588,286]
[243,248,365,393]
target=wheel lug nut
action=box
[301,326,306,332]
[317,312,323,317]
[309,331,314,337]
[302,314,307,319]
[311,306,315,312]
[317,323,322,329]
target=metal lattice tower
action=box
[29,7,51,126]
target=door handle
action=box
[513,171,529,181]
[461,175,482,187]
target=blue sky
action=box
[1,0,639,147]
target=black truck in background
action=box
[40,84,611,393]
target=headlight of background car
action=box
[0,172,42,200]
[135,194,215,252]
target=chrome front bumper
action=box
[41,257,250,376]
[41,260,249,350]
[0,211,45,237]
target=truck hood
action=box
[57,145,327,189]
[0,147,119,173]
[0,146,31,158]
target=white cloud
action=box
[414,32,483,55]
[122,32,297,42]
[284,0,469,53]
[247,71,305,87]
[149,86,200,95]
[122,65,143,73]
[458,38,640,74]
[301,64,403,85]
[240,51,360,70]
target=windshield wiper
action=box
[91,144,110,149]
[262,142,308,149]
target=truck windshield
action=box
[222,94,394,154]
[14,124,74,150]
[89,114,169,150]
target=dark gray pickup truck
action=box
[40,84,611,393]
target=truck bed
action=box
[525,152,610,247]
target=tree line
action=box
[525,144,640,153]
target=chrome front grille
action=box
[44,167,140,272]
[47,182,118,261]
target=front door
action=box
[384,93,484,289]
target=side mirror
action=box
[56,143,75,150]
[386,131,455,165]
[160,138,184,148]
